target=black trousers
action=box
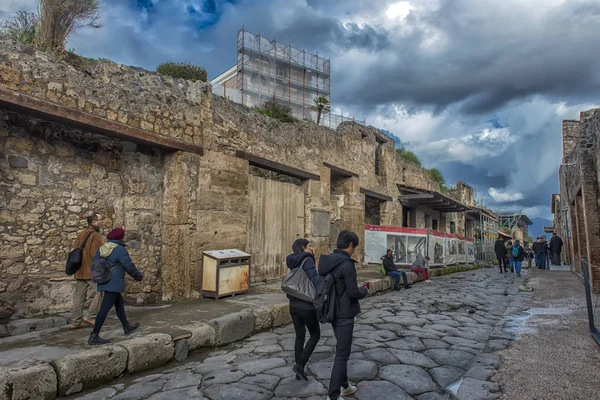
[92,292,129,334]
[497,257,508,272]
[329,318,354,398]
[290,304,320,367]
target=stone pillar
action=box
[439,214,448,233]
[579,109,600,292]
[161,151,201,301]
[305,167,331,260]
[569,202,579,272]
[342,177,365,266]
[562,120,580,163]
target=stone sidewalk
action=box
[69,267,526,400]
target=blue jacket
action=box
[285,252,318,308]
[93,240,143,293]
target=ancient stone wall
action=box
[0,110,164,318]
[0,36,475,316]
[562,120,580,164]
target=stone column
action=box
[341,177,365,265]
[161,151,201,301]
[305,167,331,260]
[569,202,580,272]
[574,194,587,276]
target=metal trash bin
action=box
[202,249,250,299]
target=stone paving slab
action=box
[68,267,531,400]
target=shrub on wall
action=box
[253,99,297,123]
[396,147,422,166]
[156,62,208,82]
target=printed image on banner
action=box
[467,242,475,262]
[428,235,445,266]
[387,234,427,264]
[446,238,457,265]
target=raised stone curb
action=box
[210,310,255,346]
[51,345,128,396]
[0,360,57,400]
[118,333,175,374]
[182,322,216,351]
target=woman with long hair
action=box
[286,238,320,381]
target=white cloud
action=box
[489,188,525,203]
[386,1,415,20]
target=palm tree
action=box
[312,96,331,125]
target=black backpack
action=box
[65,232,94,275]
[314,266,341,324]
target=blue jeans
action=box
[514,260,522,275]
[535,254,547,269]
[508,258,515,271]
[387,271,408,288]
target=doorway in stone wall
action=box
[246,167,305,282]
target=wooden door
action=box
[247,175,305,281]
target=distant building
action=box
[211,28,364,129]
[497,212,533,242]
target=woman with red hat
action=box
[89,228,144,345]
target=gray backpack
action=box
[281,259,315,302]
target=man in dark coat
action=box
[532,236,548,269]
[494,237,508,273]
[318,230,369,400]
[381,249,411,290]
[549,232,564,266]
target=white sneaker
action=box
[341,382,357,396]
[424,279,432,283]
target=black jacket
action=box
[532,240,548,255]
[381,255,397,273]
[318,249,367,320]
[511,244,526,261]
[494,239,507,259]
[549,236,564,253]
[285,252,318,309]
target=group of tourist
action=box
[69,212,144,345]
[494,232,564,276]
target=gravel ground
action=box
[495,268,600,400]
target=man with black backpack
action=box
[69,212,104,329]
[318,230,369,400]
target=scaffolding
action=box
[498,211,532,241]
[471,209,499,263]
[236,28,331,121]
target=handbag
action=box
[281,258,315,302]
[65,231,94,275]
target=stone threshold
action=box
[0,264,484,399]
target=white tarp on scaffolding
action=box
[365,225,475,266]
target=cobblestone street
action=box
[74,268,524,400]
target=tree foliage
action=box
[156,61,208,82]
[1,11,37,45]
[395,147,422,166]
[426,168,446,186]
[312,96,330,125]
[35,0,103,53]
[253,99,297,123]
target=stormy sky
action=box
[3,0,600,219]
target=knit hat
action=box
[107,228,125,241]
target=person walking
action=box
[70,212,104,329]
[526,247,534,269]
[549,232,564,266]
[411,256,431,282]
[318,231,369,400]
[494,236,508,273]
[285,238,320,381]
[532,236,548,270]
[88,228,143,345]
[511,240,526,277]
[381,249,411,290]
[505,240,514,273]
